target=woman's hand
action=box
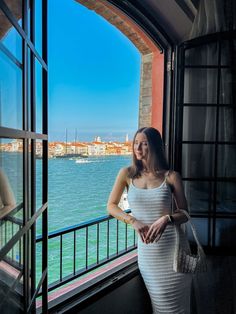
[145,216,169,244]
[132,220,150,243]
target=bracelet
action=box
[128,216,137,225]
[123,215,136,225]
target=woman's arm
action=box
[107,167,136,224]
[168,171,188,225]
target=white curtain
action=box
[190,0,236,37]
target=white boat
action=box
[75,159,90,164]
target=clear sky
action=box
[48,0,141,142]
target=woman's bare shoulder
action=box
[118,167,130,185]
[166,170,182,189]
[167,170,181,180]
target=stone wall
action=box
[139,53,153,128]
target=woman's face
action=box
[134,132,149,161]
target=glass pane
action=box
[182,144,215,178]
[47,236,60,285]
[185,42,218,66]
[218,107,236,142]
[0,139,23,250]
[36,238,42,291]
[27,2,31,39]
[0,10,22,62]
[215,218,236,248]
[183,180,214,213]
[221,39,236,66]
[4,0,22,26]
[217,182,236,213]
[0,238,24,313]
[220,68,236,104]
[0,216,23,252]
[186,217,209,246]
[0,139,23,208]
[217,144,236,177]
[35,59,42,133]
[36,140,43,211]
[0,202,24,248]
[35,0,42,56]
[183,69,218,104]
[183,107,216,141]
[28,48,31,131]
[0,50,22,129]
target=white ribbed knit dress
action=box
[127,177,192,314]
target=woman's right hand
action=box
[132,220,149,243]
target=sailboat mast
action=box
[75,128,77,155]
[65,128,68,155]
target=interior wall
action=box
[64,273,152,314]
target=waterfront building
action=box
[94,136,102,143]
[121,142,132,155]
[71,142,88,156]
[87,141,106,155]
[54,142,66,157]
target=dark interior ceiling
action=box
[109,0,200,47]
[1,0,200,47]
[143,0,198,42]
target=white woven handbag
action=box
[173,209,207,274]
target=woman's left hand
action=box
[145,216,169,244]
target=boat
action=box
[75,159,90,164]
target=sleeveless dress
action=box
[127,176,192,314]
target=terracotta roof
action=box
[92,141,105,145]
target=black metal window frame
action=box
[0,0,48,313]
[173,30,236,255]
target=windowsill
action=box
[36,251,138,313]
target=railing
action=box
[36,209,137,294]
[0,203,23,266]
[1,208,137,295]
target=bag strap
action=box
[177,209,205,252]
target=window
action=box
[175,32,236,252]
[0,0,48,312]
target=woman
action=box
[107,127,192,314]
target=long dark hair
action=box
[128,127,169,178]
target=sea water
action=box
[1,153,133,286]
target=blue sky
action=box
[48,0,141,142]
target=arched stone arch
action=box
[0,1,21,39]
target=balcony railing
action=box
[36,209,137,294]
[1,208,137,296]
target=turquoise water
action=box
[1,153,135,286]
[44,155,131,231]
[37,155,133,285]
[1,153,131,226]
